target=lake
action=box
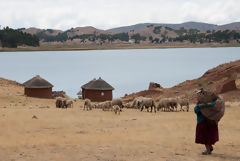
[0,47,240,98]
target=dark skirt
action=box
[195,120,219,145]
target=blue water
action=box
[0,48,240,98]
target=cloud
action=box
[0,0,240,30]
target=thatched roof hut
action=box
[23,75,53,98]
[81,77,114,102]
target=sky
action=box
[0,0,240,30]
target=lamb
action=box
[83,99,92,111]
[139,97,156,113]
[111,98,123,111]
[178,98,189,112]
[112,105,121,115]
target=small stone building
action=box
[23,75,53,98]
[81,77,114,102]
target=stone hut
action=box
[81,77,114,102]
[23,75,53,98]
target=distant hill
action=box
[22,26,110,37]
[107,21,240,33]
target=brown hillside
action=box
[123,60,240,103]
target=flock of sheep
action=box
[125,96,189,112]
[55,96,189,114]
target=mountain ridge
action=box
[107,21,240,33]
[20,21,240,35]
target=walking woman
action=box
[194,89,225,155]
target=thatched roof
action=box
[81,77,114,90]
[23,75,53,88]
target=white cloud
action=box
[0,0,240,30]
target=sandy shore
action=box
[1,43,240,52]
[0,80,240,161]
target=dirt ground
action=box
[0,79,240,161]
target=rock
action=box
[148,82,163,90]
[52,91,66,98]
[32,115,38,119]
[218,79,237,94]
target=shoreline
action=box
[1,43,240,52]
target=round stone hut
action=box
[23,75,53,98]
[81,77,114,102]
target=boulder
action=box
[218,80,237,94]
[148,82,163,90]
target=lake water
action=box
[0,48,240,98]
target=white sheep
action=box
[132,96,144,109]
[101,101,112,111]
[139,97,156,113]
[83,99,92,111]
[123,102,133,108]
[112,105,121,115]
[177,98,189,112]
[65,99,73,108]
[111,98,123,111]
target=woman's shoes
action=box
[210,145,214,152]
[202,150,211,155]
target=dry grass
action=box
[0,79,240,161]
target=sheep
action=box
[56,97,64,108]
[111,98,123,111]
[83,99,92,111]
[64,100,73,108]
[132,96,144,109]
[123,102,133,108]
[112,105,121,115]
[156,99,165,111]
[93,103,101,109]
[101,101,112,111]
[139,97,156,113]
[178,98,189,112]
[168,98,178,112]
[157,98,177,112]
[94,102,105,109]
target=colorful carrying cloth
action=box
[199,95,225,123]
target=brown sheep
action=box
[56,97,63,108]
